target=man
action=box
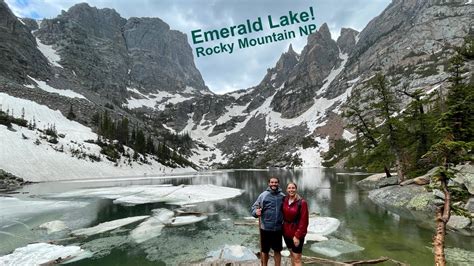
[251,177,285,266]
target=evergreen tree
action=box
[135,129,146,154]
[343,86,393,176]
[425,40,474,266]
[369,73,405,181]
[66,104,76,120]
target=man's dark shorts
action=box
[283,236,305,254]
[260,229,283,253]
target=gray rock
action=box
[0,1,50,82]
[447,215,471,231]
[33,2,209,103]
[357,173,399,190]
[445,247,474,266]
[406,191,440,212]
[368,184,430,213]
[432,189,445,200]
[464,198,474,213]
[337,28,359,54]
[453,164,474,195]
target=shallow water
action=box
[1,168,472,265]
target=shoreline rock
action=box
[356,172,398,190]
[361,166,474,236]
[0,169,32,194]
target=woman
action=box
[282,182,309,266]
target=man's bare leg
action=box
[274,251,281,266]
[261,252,269,266]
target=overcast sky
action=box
[7,0,391,94]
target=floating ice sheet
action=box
[307,217,340,236]
[50,184,243,206]
[0,243,91,265]
[169,215,207,226]
[310,239,364,257]
[305,233,328,242]
[0,197,87,227]
[130,209,174,243]
[72,216,149,237]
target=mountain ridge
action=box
[0,0,472,180]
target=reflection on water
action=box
[2,169,473,265]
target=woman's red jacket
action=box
[282,195,309,239]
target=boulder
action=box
[464,198,474,213]
[453,164,474,195]
[39,220,69,234]
[368,184,427,212]
[205,245,258,262]
[406,192,441,213]
[447,215,472,236]
[401,167,437,186]
[356,173,398,190]
[445,247,474,265]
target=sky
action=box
[6,0,391,94]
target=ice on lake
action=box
[49,184,244,206]
[0,243,91,265]
[72,216,149,237]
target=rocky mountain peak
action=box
[0,0,50,82]
[287,43,296,54]
[257,44,299,90]
[28,2,210,100]
[337,28,359,54]
[318,23,332,41]
[57,2,126,40]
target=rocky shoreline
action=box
[0,169,31,194]
[357,165,474,236]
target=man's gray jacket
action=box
[251,187,285,231]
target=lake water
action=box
[1,168,472,265]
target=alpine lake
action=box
[1,168,473,265]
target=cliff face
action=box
[30,3,209,101]
[0,0,50,82]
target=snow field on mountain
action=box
[0,93,194,181]
[125,87,193,110]
[25,76,87,100]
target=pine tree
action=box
[425,40,474,266]
[369,73,405,181]
[66,104,76,120]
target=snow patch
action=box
[125,90,192,110]
[318,53,348,95]
[270,73,277,81]
[0,93,193,181]
[35,38,63,68]
[183,86,196,94]
[26,76,87,100]
[342,129,355,141]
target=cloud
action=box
[5,0,391,94]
